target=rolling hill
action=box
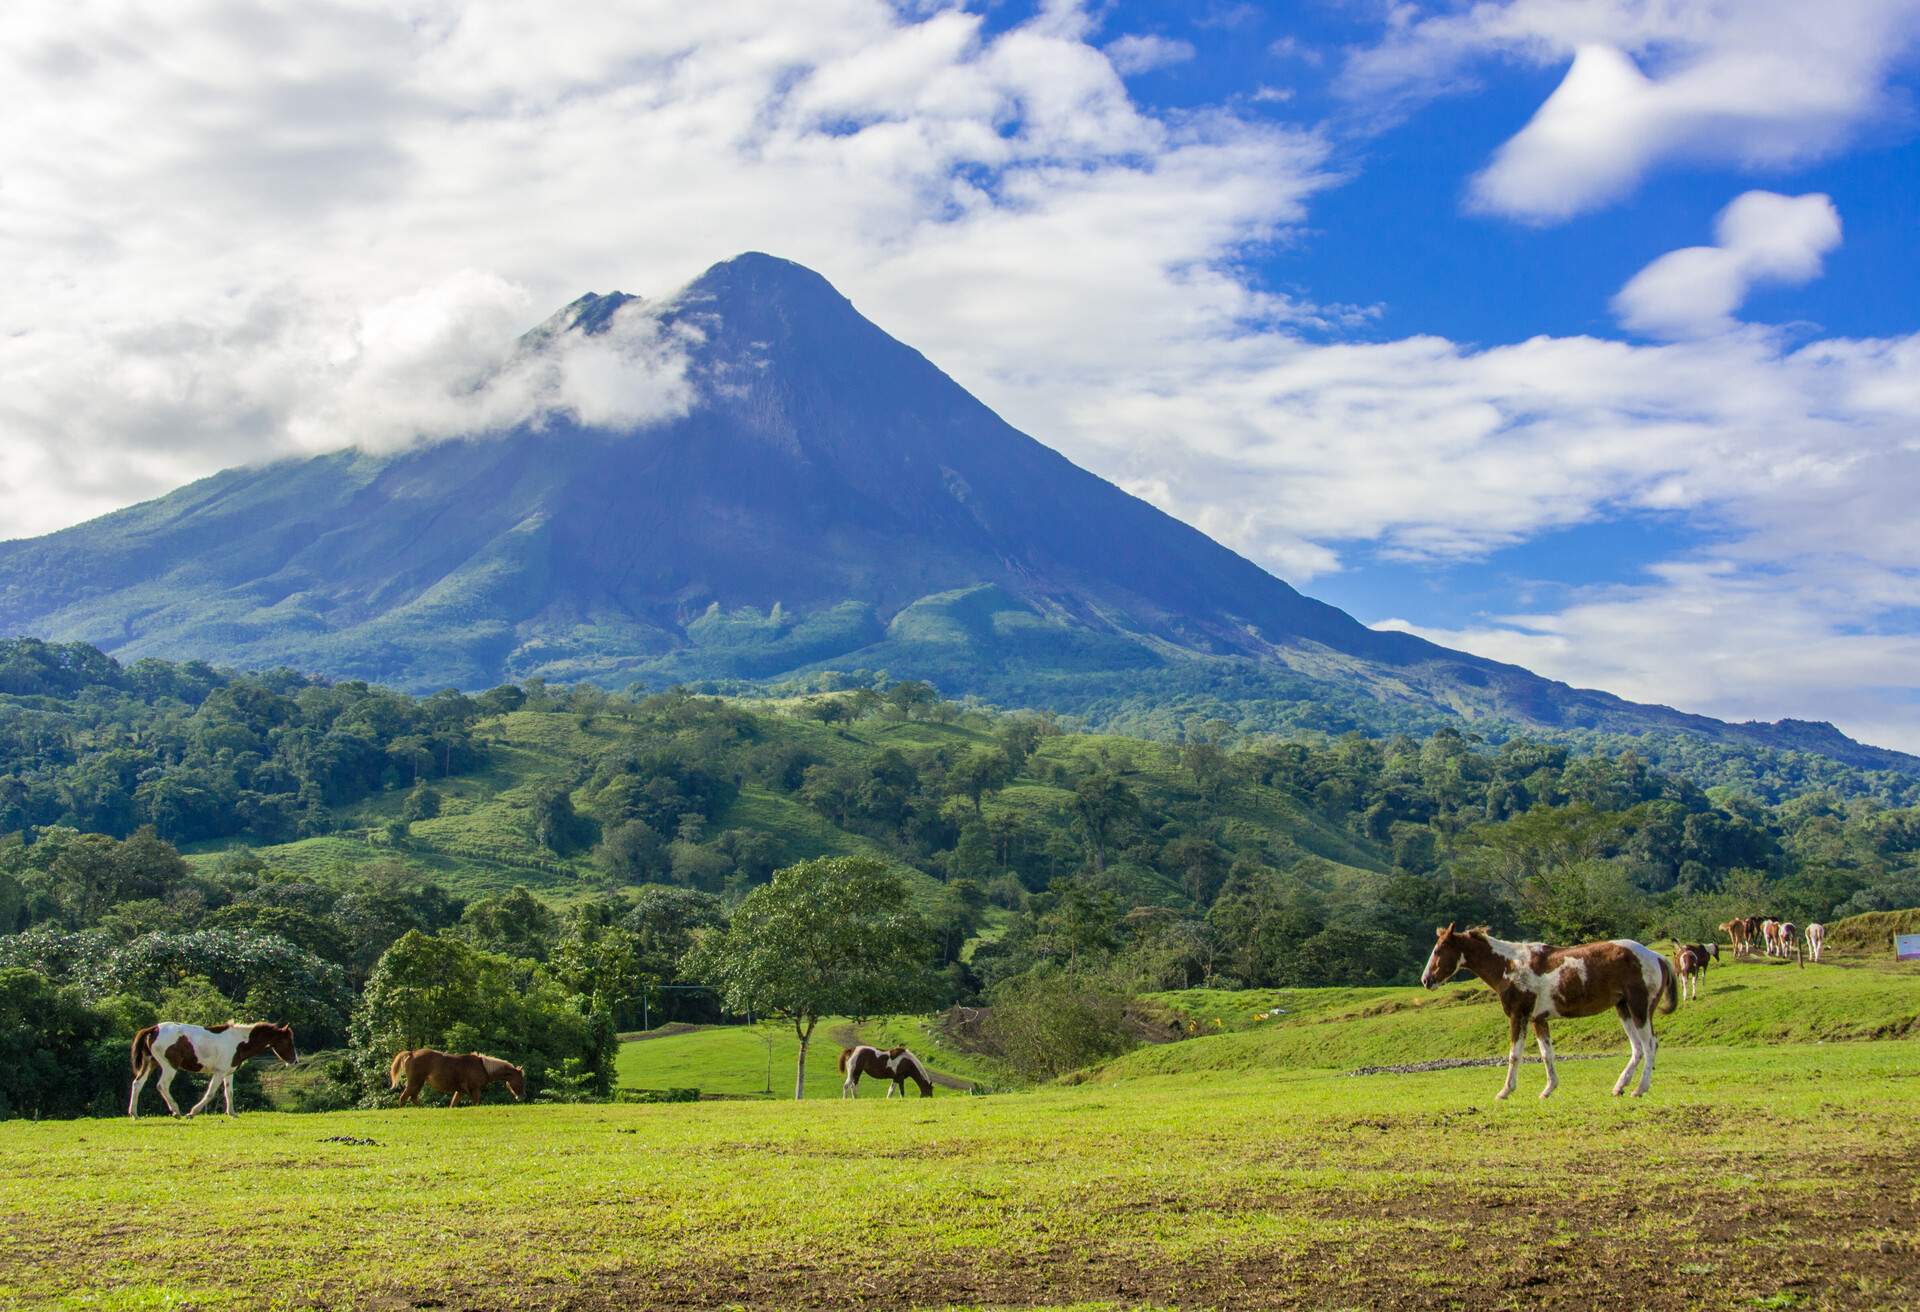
[1,252,1912,772]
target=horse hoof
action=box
[1539,1088,1555,1100]
[1495,1090,1511,1101]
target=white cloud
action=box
[1379,556,1920,754]
[1613,191,1842,338]
[1341,1,1920,221]
[1103,34,1196,76]
[2,1,1919,747]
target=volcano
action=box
[0,253,1908,770]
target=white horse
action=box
[1806,922,1825,963]
[129,1021,297,1118]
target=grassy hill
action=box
[180,701,1388,904]
[1107,952,1920,1081]
[613,1015,1000,1099]
[5,951,1917,1310]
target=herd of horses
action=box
[126,916,1829,1117]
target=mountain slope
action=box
[0,253,1911,771]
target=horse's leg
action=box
[185,1070,224,1118]
[399,1075,422,1107]
[842,1070,856,1099]
[1636,1008,1657,1097]
[449,1090,462,1108]
[1611,1001,1643,1096]
[222,1074,236,1116]
[128,1065,151,1118]
[157,1066,183,1118]
[1497,1009,1525,1101]
[1531,1017,1558,1099]
[887,1080,900,1099]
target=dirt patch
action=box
[289,1152,1920,1312]
[1347,1054,1612,1076]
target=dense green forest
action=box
[3,637,1918,1117]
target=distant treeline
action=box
[0,637,490,844]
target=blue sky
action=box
[3,0,1919,747]
[1067,0,1920,635]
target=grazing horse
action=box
[1421,924,1676,1101]
[838,1045,934,1098]
[129,1021,297,1118]
[1806,922,1826,963]
[389,1048,525,1106]
[1672,942,1713,1001]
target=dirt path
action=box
[616,1023,715,1043]
[829,1022,975,1090]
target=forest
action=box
[2,637,1918,1116]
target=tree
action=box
[1070,772,1142,874]
[686,857,938,1098]
[949,750,1014,816]
[458,886,558,961]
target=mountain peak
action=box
[563,290,639,334]
[675,252,856,320]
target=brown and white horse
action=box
[1672,942,1713,1001]
[1762,918,1787,958]
[838,1045,933,1098]
[389,1048,525,1106]
[1778,921,1801,966]
[1806,922,1825,963]
[1421,924,1677,1100]
[129,1021,297,1118]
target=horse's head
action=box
[504,1064,525,1101]
[1421,923,1465,989]
[247,1022,297,1066]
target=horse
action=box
[1672,942,1712,1001]
[838,1045,933,1098]
[1778,921,1801,966]
[1718,918,1752,960]
[1806,922,1825,963]
[1421,924,1676,1101]
[389,1048,525,1106]
[129,1021,297,1118]
[1763,918,1789,958]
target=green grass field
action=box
[613,1015,998,1098]
[5,960,1918,1310]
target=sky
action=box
[4,0,1920,749]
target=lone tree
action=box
[688,856,938,1098]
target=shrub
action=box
[983,967,1136,1082]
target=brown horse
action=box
[1672,942,1713,1001]
[1421,924,1676,1101]
[389,1048,525,1107]
[838,1045,933,1098]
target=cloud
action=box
[1379,555,1920,754]
[3,0,1920,747]
[1612,192,1842,338]
[1341,1,1920,221]
[1103,33,1196,76]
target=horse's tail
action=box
[388,1049,412,1089]
[130,1025,158,1075]
[1657,955,1678,1013]
[838,1047,853,1075]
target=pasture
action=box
[4,956,1917,1311]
